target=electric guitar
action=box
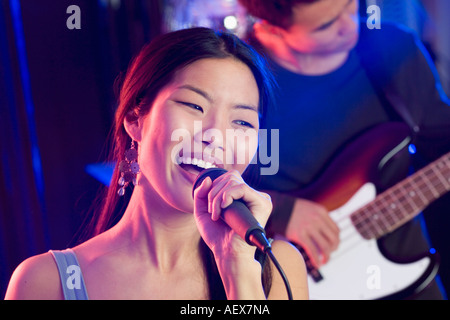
[290,123,450,300]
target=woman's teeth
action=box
[178,156,217,170]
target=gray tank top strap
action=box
[49,248,89,300]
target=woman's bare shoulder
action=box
[4,251,63,300]
[268,239,309,300]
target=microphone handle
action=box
[222,200,271,253]
[193,168,271,252]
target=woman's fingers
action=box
[197,170,270,227]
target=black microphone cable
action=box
[266,247,293,300]
[255,237,293,300]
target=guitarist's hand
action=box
[285,198,340,267]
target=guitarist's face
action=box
[279,0,360,55]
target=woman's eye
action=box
[234,120,255,128]
[177,101,203,113]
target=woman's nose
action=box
[193,116,226,151]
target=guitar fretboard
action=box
[351,152,450,240]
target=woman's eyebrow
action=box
[177,84,258,112]
[234,104,258,113]
[177,84,212,102]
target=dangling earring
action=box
[117,140,140,196]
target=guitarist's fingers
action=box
[294,227,329,267]
[308,228,336,266]
[311,206,340,258]
[321,217,340,252]
[319,227,340,264]
[286,198,341,266]
[309,202,340,250]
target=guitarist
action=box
[238,0,450,299]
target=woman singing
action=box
[5,27,307,300]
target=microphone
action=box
[193,168,294,300]
[192,168,272,253]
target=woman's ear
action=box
[123,111,142,142]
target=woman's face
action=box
[131,57,260,212]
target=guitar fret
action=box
[353,207,380,239]
[399,185,419,211]
[382,187,416,232]
[379,191,403,225]
[354,204,380,239]
[403,180,427,208]
[380,187,407,222]
[433,156,450,189]
[430,179,447,195]
[427,172,449,197]
[411,180,431,205]
[421,168,440,198]
[442,158,450,185]
[350,208,367,234]
[432,162,450,191]
[383,205,400,228]
[369,202,391,233]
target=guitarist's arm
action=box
[267,191,339,268]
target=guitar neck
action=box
[352,152,450,240]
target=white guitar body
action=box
[308,183,434,300]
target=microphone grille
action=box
[192,168,227,198]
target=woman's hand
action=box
[193,170,272,299]
[193,170,272,258]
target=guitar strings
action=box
[328,165,450,254]
[296,155,450,261]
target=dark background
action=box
[1,0,449,299]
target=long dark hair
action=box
[75,27,276,299]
